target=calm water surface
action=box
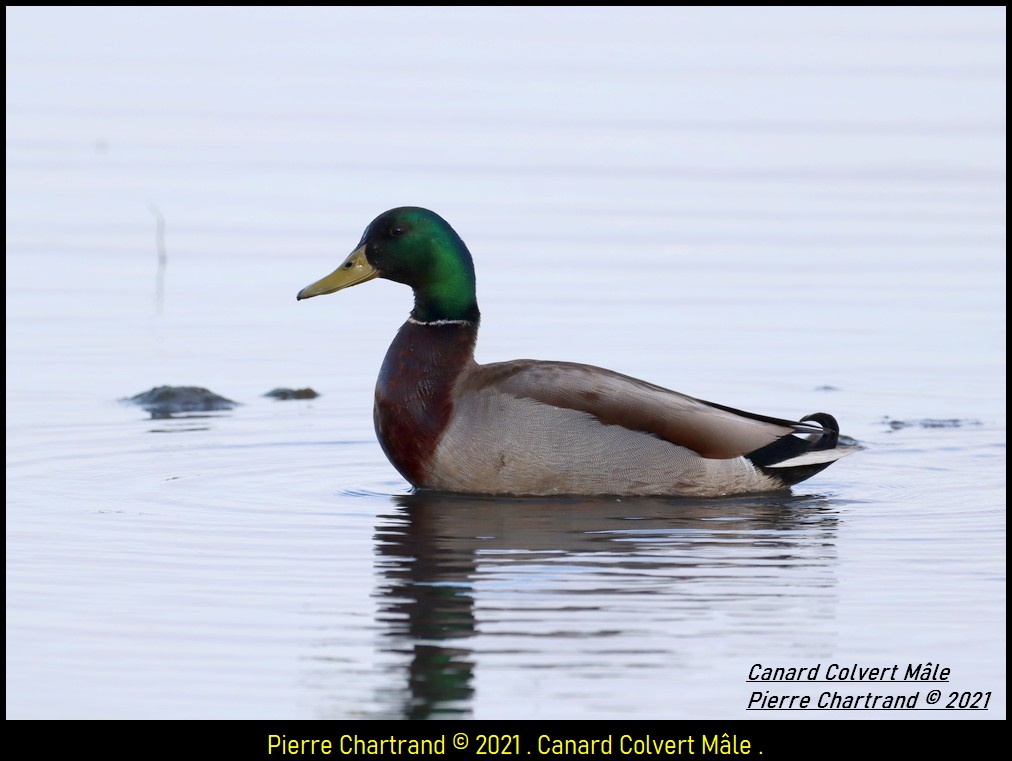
[6,7,1005,719]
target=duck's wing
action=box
[465,359,849,465]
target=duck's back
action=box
[411,358,848,497]
[428,377,782,496]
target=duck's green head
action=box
[297,207,479,323]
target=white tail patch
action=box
[765,444,861,468]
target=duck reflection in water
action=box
[367,491,840,720]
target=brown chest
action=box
[372,320,478,487]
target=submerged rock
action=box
[882,416,980,431]
[123,385,239,416]
[264,387,319,400]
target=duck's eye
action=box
[388,225,406,238]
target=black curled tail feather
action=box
[800,412,839,450]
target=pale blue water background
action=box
[6,7,1005,719]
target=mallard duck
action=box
[298,207,858,497]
